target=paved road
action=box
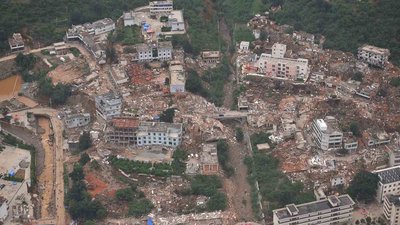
[0,46,53,62]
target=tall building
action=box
[272,43,287,58]
[311,116,343,151]
[132,41,173,62]
[106,117,139,146]
[373,166,400,202]
[95,92,122,120]
[358,44,390,68]
[383,194,400,225]
[272,195,355,225]
[149,0,174,14]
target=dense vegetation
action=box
[110,156,175,177]
[347,170,379,203]
[273,0,400,65]
[0,0,147,51]
[115,185,154,217]
[189,175,228,211]
[159,108,175,123]
[66,164,107,222]
[244,132,313,219]
[185,58,231,107]
[78,132,92,151]
[216,140,235,177]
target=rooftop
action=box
[200,143,218,164]
[96,92,122,104]
[170,62,185,86]
[158,41,173,49]
[169,10,184,23]
[314,116,341,134]
[112,117,140,129]
[273,195,355,220]
[359,44,390,56]
[374,166,400,184]
[92,18,114,28]
[201,51,220,58]
[8,33,24,46]
[138,121,182,134]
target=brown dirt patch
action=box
[85,172,108,197]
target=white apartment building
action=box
[257,44,309,81]
[389,145,400,167]
[133,41,172,61]
[358,44,390,68]
[91,18,115,35]
[272,43,286,58]
[311,116,343,151]
[169,61,185,93]
[383,194,400,225]
[374,166,400,203]
[95,92,122,120]
[136,122,182,148]
[273,195,355,225]
[64,113,91,129]
[149,0,173,14]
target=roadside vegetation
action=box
[115,185,154,217]
[244,132,314,219]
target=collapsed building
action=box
[66,18,115,64]
[64,113,91,129]
[106,117,183,148]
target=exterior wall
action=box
[201,164,219,175]
[358,49,389,68]
[390,151,400,167]
[311,120,343,151]
[124,18,136,27]
[343,141,358,151]
[377,181,400,203]
[136,131,181,147]
[158,47,172,60]
[170,21,185,31]
[258,54,308,80]
[94,23,115,35]
[170,84,185,93]
[95,97,122,120]
[65,114,90,128]
[383,196,400,225]
[0,202,8,222]
[107,128,137,146]
[149,1,173,14]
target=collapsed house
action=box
[357,44,390,68]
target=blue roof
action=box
[147,218,154,225]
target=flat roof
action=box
[374,166,400,184]
[8,33,24,46]
[170,63,185,86]
[138,121,182,134]
[158,41,172,49]
[359,44,390,56]
[201,51,220,58]
[112,117,140,129]
[273,195,355,220]
[200,143,218,164]
[169,10,184,23]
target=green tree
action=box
[115,187,136,202]
[106,46,118,64]
[171,148,187,175]
[78,132,92,151]
[15,53,36,71]
[350,122,361,137]
[390,77,400,87]
[159,108,175,123]
[206,192,227,211]
[235,127,244,142]
[69,164,84,182]
[347,171,379,202]
[128,199,154,217]
[79,153,91,166]
[191,175,222,196]
[352,72,364,82]
[51,83,72,105]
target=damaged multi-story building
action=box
[272,195,355,225]
[169,61,185,93]
[8,33,25,52]
[66,18,115,64]
[311,116,343,151]
[95,92,122,120]
[106,117,183,148]
[64,113,91,129]
[357,44,390,68]
[362,129,390,147]
[200,143,219,175]
[383,194,400,225]
[257,43,309,80]
[374,166,400,202]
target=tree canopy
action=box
[347,170,379,203]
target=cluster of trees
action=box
[216,140,234,177]
[66,164,107,222]
[347,170,379,203]
[113,26,143,45]
[189,175,228,211]
[159,108,175,123]
[0,0,148,51]
[110,156,174,177]
[185,59,231,107]
[171,148,187,175]
[115,185,154,217]
[78,132,92,151]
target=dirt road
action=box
[37,117,55,218]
